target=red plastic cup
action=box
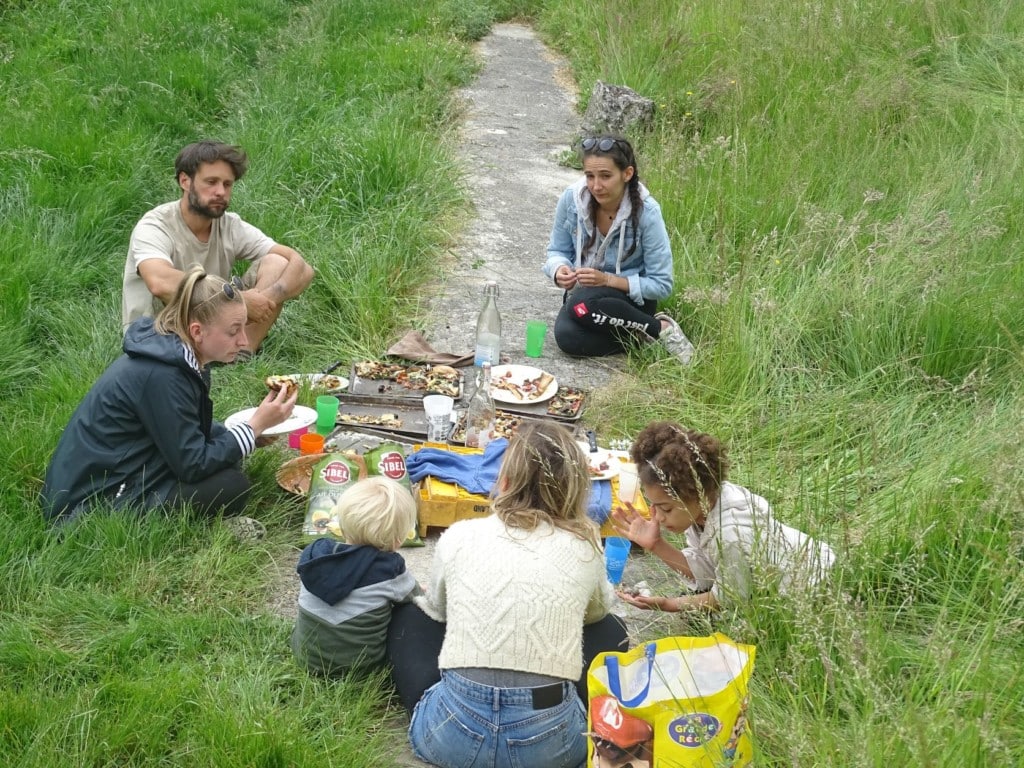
[288,426,309,450]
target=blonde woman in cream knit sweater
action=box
[387,421,628,768]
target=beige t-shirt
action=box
[122,200,275,328]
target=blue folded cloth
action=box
[406,438,509,495]
[587,480,612,524]
[407,440,613,523]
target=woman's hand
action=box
[611,502,662,551]
[247,385,298,437]
[615,590,682,612]
[555,266,578,290]
[575,267,612,288]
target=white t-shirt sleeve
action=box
[227,217,276,263]
[128,211,177,271]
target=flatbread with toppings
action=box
[395,365,461,397]
[337,413,404,428]
[266,375,300,395]
[492,369,556,402]
[266,374,346,394]
[449,409,522,444]
[354,361,461,398]
[354,360,407,380]
[546,387,585,417]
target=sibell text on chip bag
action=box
[302,452,366,538]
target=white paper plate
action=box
[576,442,621,480]
[489,364,558,404]
[224,405,318,436]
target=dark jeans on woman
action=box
[53,467,252,530]
[386,601,630,716]
[554,285,659,357]
[167,466,252,518]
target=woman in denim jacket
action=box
[543,135,693,362]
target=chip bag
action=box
[587,633,755,768]
[303,452,366,538]
[302,443,423,546]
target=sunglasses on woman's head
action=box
[221,275,244,300]
[581,137,628,152]
[193,275,244,311]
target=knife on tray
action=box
[320,359,346,376]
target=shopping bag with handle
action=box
[586,633,755,768]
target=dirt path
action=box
[266,23,677,765]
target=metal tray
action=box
[348,362,465,402]
[327,396,581,446]
[493,385,588,423]
[331,394,431,440]
[448,408,583,445]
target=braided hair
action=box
[630,421,729,513]
[580,134,643,260]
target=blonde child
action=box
[613,421,835,611]
[291,476,421,676]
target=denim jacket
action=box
[543,178,674,306]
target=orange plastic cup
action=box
[299,432,325,455]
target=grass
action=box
[2,0,1023,765]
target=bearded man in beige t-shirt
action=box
[122,141,314,354]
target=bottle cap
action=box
[484,281,499,297]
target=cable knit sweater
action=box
[415,514,615,681]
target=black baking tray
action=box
[491,386,588,422]
[331,394,431,440]
[347,362,465,402]
[328,397,582,446]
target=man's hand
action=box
[242,288,278,324]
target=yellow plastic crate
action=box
[413,443,648,537]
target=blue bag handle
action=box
[605,641,657,708]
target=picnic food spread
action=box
[489,364,557,403]
[546,386,585,417]
[337,412,403,428]
[353,361,461,398]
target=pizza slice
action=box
[266,375,301,395]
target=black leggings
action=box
[554,286,659,357]
[386,601,630,715]
[167,467,253,518]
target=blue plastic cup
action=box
[604,536,631,585]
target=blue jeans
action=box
[408,671,587,768]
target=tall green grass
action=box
[544,0,1024,764]
[1,0,475,764]
[2,0,1023,765]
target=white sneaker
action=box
[655,312,694,365]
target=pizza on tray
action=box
[354,361,461,398]
[449,409,522,444]
[337,412,404,428]
[546,387,585,417]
